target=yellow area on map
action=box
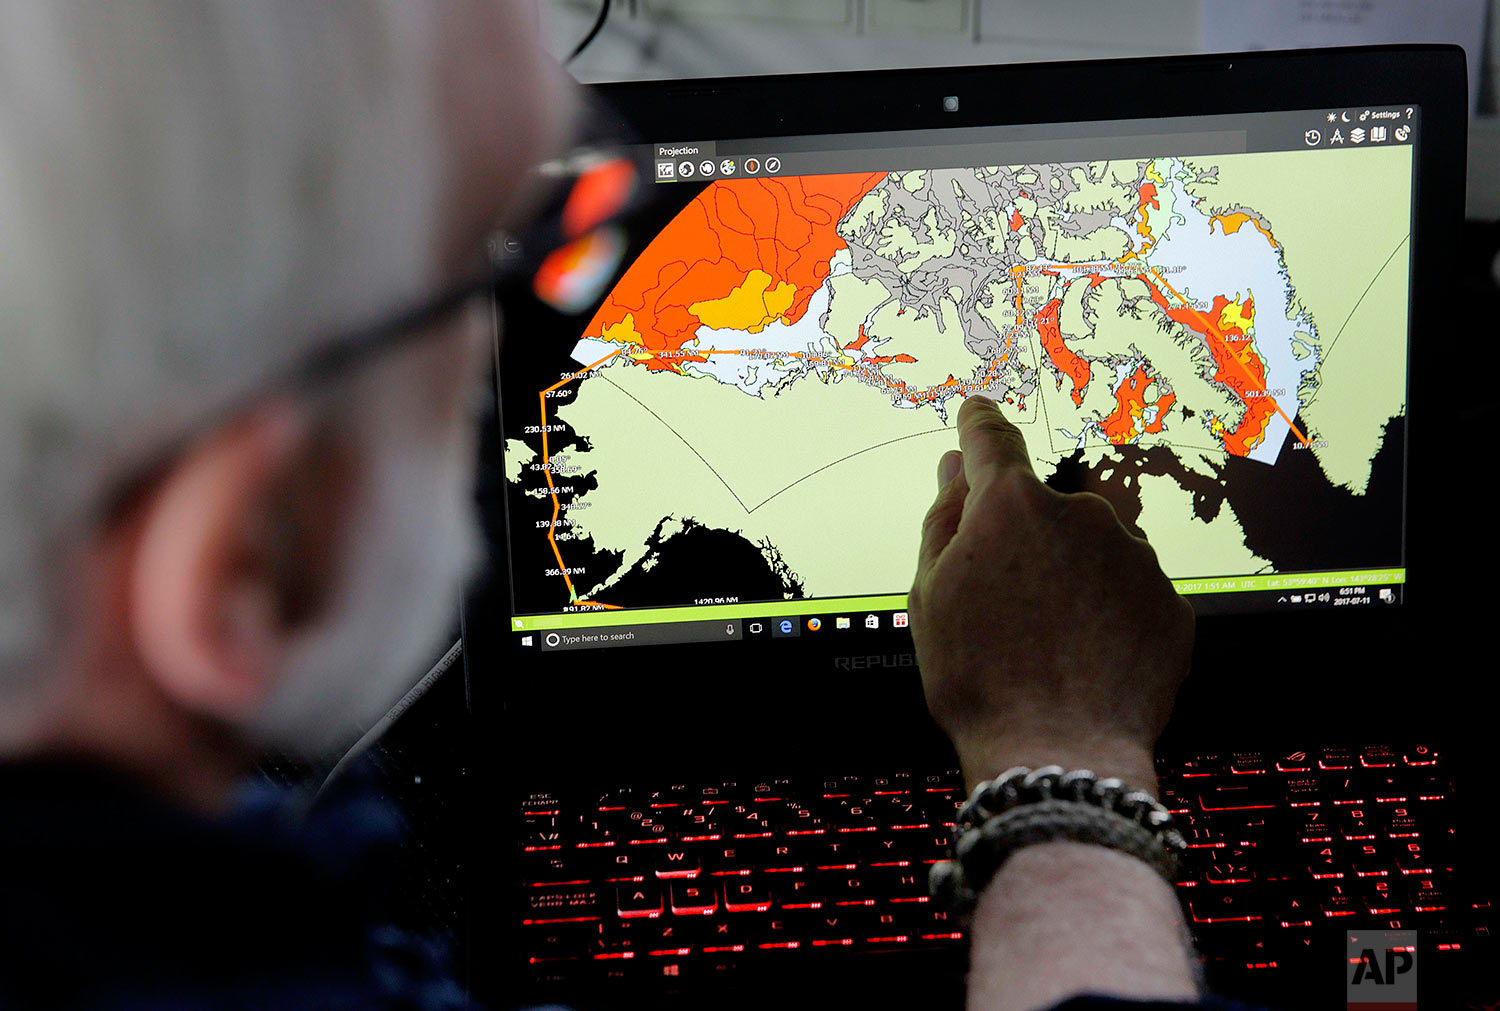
[688,270,797,333]
[1218,296,1254,335]
[602,313,641,345]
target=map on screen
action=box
[503,145,1412,619]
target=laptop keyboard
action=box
[1161,744,1492,971]
[517,745,1492,990]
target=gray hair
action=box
[0,2,452,708]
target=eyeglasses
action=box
[97,135,652,525]
[291,146,644,396]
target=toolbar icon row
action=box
[655,155,783,182]
[1305,125,1409,148]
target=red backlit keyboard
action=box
[1160,744,1492,973]
[516,745,1491,992]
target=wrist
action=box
[954,732,1158,797]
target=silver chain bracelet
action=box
[929,765,1187,920]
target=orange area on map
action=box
[1101,364,1176,444]
[583,172,886,373]
[1138,275,1275,455]
[1135,182,1160,246]
[847,323,871,352]
[1035,297,1091,406]
[1009,208,1025,232]
[1211,211,1280,249]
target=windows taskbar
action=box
[507,568,1406,633]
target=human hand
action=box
[909,396,1195,795]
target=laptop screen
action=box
[496,105,1417,652]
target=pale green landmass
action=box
[1053,225,1130,263]
[823,271,892,349]
[868,294,987,391]
[1183,146,1412,490]
[1296,248,1409,488]
[504,438,535,483]
[846,189,886,234]
[1135,473,1272,578]
[557,360,956,600]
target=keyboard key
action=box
[526,885,603,921]
[1228,751,1268,775]
[1319,892,1358,918]
[1284,776,1321,807]
[655,848,701,879]
[1188,887,1267,923]
[1274,750,1312,772]
[669,882,719,916]
[617,884,664,919]
[1197,781,1276,812]
[1402,745,1439,767]
[723,879,773,913]
[523,918,597,962]
[1318,748,1354,770]
[1176,754,1224,778]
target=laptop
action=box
[461,45,1492,1008]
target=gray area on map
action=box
[831,162,1150,408]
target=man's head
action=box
[0,1,572,784]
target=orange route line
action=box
[1010,262,1113,325]
[1143,266,1311,447]
[534,330,1022,606]
[538,348,625,606]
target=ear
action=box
[127,402,333,723]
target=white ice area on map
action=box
[1148,157,1321,465]
[671,278,840,398]
[570,336,627,369]
[570,253,862,397]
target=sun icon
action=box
[1326,112,1338,122]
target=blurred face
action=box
[243,2,576,754]
[245,306,488,753]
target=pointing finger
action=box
[917,450,968,577]
[958,395,1033,487]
